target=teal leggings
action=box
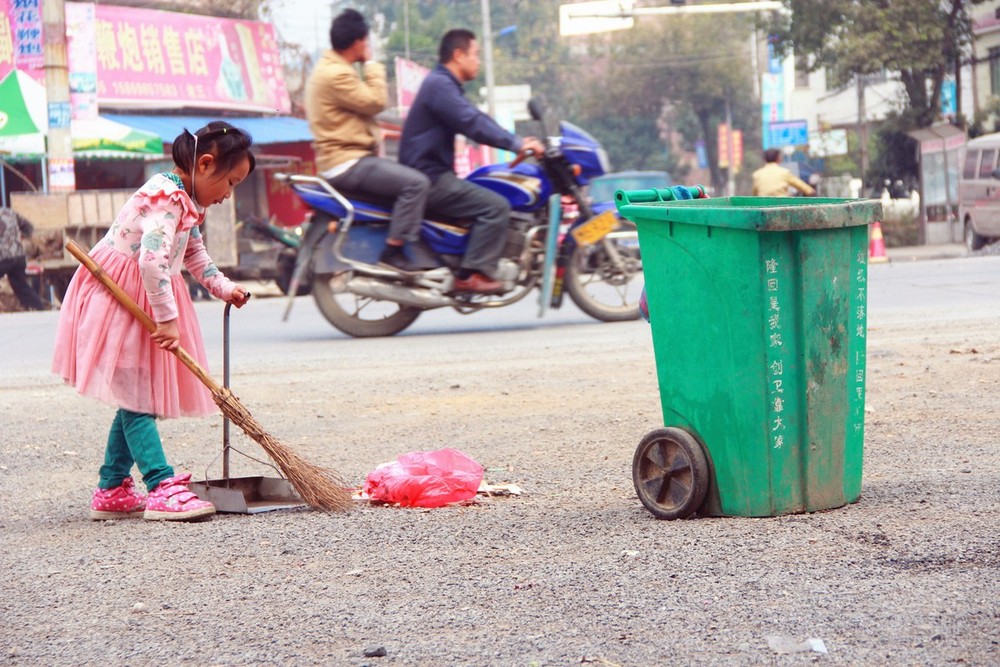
[98,408,174,492]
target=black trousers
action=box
[425,172,511,275]
[0,256,48,310]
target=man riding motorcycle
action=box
[305,9,432,272]
[399,28,544,294]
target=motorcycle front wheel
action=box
[565,222,643,322]
[312,272,422,337]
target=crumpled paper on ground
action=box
[767,636,828,655]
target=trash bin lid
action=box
[616,192,883,232]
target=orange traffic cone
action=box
[869,221,889,263]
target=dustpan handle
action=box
[223,302,231,479]
[221,296,250,480]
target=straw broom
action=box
[66,240,353,512]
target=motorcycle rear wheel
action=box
[565,224,643,322]
[312,272,422,337]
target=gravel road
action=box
[1,284,998,666]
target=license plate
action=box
[571,210,617,246]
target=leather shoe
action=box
[452,272,504,294]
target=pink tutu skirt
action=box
[52,243,216,418]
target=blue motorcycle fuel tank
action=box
[465,163,552,212]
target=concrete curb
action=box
[885,243,968,262]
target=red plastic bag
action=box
[362,448,484,508]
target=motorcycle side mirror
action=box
[528,98,543,121]
[527,97,553,139]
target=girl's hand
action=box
[152,319,181,351]
[229,285,251,308]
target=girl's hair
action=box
[171,121,256,176]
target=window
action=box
[824,64,842,91]
[990,47,1000,95]
[964,149,979,179]
[980,149,997,179]
[794,53,810,88]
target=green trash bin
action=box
[616,189,883,519]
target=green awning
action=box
[0,70,46,138]
[0,69,164,160]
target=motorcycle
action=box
[273,98,645,337]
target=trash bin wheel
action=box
[632,427,709,520]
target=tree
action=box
[768,0,984,129]
[566,11,760,190]
[294,1,763,190]
[866,112,921,194]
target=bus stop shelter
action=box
[908,124,966,244]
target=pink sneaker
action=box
[143,473,215,521]
[90,477,146,520]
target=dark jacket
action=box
[0,208,33,262]
[399,65,521,182]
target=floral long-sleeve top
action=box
[101,172,236,322]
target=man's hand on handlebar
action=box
[521,137,545,156]
[509,137,546,168]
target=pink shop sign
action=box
[71,2,290,114]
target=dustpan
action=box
[189,301,305,514]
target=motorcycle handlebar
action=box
[508,149,535,169]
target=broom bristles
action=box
[213,388,353,512]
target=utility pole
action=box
[404,0,410,61]
[857,74,868,188]
[481,0,496,118]
[43,0,75,192]
[954,55,963,128]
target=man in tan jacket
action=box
[751,148,816,197]
[305,9,431,272]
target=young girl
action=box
[52,121,255,522]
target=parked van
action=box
[959,131,1000,250]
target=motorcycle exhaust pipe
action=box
[344,276,455,309]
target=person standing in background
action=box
[752,149,816,197]
[0,206,49,311]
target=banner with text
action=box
[0,0,45,84]
[66,2,290,114]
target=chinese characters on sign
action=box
[65,2,290,113]
[849,248,868,435]
[765,256,787,450]
[0,0,44,83]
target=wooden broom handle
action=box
[65,239,223,394]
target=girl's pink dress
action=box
[52,173,237,418]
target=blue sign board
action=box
[48,101,72,130]
[941,79,956,116]
[768,119,809,148]
[767,40,782,74]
